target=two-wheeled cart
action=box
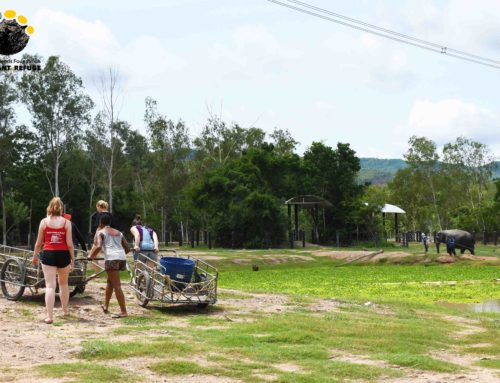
[0,245,105,301]
[130,250,218,308]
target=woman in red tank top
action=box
[33,197,75,324]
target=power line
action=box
[266,0,500,70]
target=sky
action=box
[4,0,500,159]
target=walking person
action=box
[130,214,159,265]
[422,233,429,254]
[447,236,456,256]
[88,213,130,318]
[63,213,87,257]
[32,197,75,324]
[92,200,114,236]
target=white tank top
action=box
[100,230,126,261]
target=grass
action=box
[37,362,138,383]
[220,259,500,304]
[80,337,195,360]
[29,245,500,382]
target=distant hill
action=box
[358,158,407,184]
[358,159,500,184]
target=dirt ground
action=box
[0,282,499,382]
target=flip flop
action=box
[101,305,109,314]
[111,314,127,319]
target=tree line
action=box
[1,55,498,248]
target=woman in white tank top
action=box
[88,213,130,318]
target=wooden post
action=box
[302,230,306,248]
[208,232,212,249]
[294,204,299,237]
[336,230,340,248]
[179,229,183,247]
[190,230,195,248]
[494,231,498,246]
[289,230,294,249]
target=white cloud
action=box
[31,8,185,90]
[208,25,302,78]
[394,99,500,157]
[323,30,415,91]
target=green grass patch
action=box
[191,309,462,374]
[80,337,195,360]
[37,362,138,383]
[220,260,500,304]
[476,359,500,369]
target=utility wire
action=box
[267,0,500,70]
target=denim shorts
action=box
[133,250,158,263]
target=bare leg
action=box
[41,264,57,322]
[108,270,127,316]
[104,274,114,311]
[57,265,71,315]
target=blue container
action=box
[160,257,195,286]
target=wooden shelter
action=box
[284,195,333,244]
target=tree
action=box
[270,128,298,156]
[404,136,442,230]
[0,68,17,244]
[442,137,495,230]
[190,145,290,248]
[18,56,93,197]
[302,142,363,237]
[96,68,124,213]
[145,97,191,235]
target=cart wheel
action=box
[136,272,152,308]
[0,258,26,301]
[70,284,86,297]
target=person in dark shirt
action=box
[63,213,87,255]
[92,200,115,236]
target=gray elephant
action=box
[435,229,475,255]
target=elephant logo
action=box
[0,10,35,56]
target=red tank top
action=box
[43,220,69,251]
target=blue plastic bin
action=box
[160,257,195,286]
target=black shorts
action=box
[41,250,71,268]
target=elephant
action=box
[435,229,475,255]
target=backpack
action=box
[136,225,155,251]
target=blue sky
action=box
[5,0,500,158]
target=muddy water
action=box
[440,299,500,313]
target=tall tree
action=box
[18,55,93,196]
[404,136,442,230]
[96,67,124,213]
[442,137,494,230]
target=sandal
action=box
[43,318,53,324]
[101,305,109,314]
[111,313,127,319]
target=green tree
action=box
[18,55,94,197]
[302,142,363,238]
[442,137,495,230]
[404,136,442,230]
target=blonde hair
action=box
[47,197,64,216]
[96,200,109,210]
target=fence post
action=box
[494,231,498,246]
[483,231,487,245]
[336,230,340,248]
[289,230,294,249]
[301,230,306,248]
[190,230,195,248]
[165,230,169,246]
